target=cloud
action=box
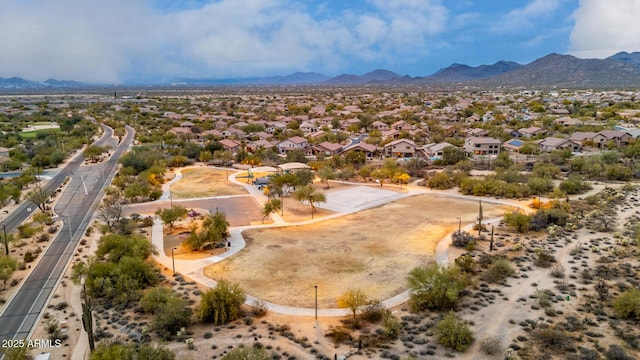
[491,0,564,34]
[0,0,451,83]
[569,0,640,58]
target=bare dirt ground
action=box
[171,168,248,198]
[205,194,510,308]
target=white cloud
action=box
[491,0,563,34]
[569,0,640,58]
[0,0,450,82]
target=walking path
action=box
[149,167,531,316]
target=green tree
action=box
[262,198,281,223]
[97,189,124,230]
[613,288,640,320]
[28,186,51,213]
[338,288,368,323]
[95,234,154,262]
[427,172,453,190]
[406,263,470,311]
[185,212,229,251]
[156,205,188,229]
[435,312,474,351]
[140,287,192,339]
[292,185,326,219]
[199,279,246,325]
[317,167,336,189]
[0,255,18,290]
[83,145,108,162]
[441,146,467,165]
[503,211,532,233]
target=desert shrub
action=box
[90,343,175,360]
[479,336,502,355]
[529,208,569,231]
[531,325,573,351]
[141,217,154,227]
[550,264,565,278]
[381,312,401,340]
[407,263,470,311]
[482,257,515,283]
[325,325,352,344]
[503,212,531,233]
[451,230,474,248]
[606,344,633,360]
[37,233,50,243]
[613,288,640,320]
[427,171,454,190]
[455,255,476,274]
[534,249,555,268]
[250,299,268,317]
[434,312,474,351]
[559,175,592,195]
[18,224,38,238]
[594,280,609,301]
[24,251,35,263]
[199,279,245,325]
[361,300,385,323]
[535,289,554,308]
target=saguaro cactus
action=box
[477,200,484,237]
[82,283,95,352]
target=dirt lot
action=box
[205,194,510,308]
[171,168,248,198]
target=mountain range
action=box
[3,52,640,90]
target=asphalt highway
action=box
[0,125,135,344]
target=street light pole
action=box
[2,223,8,255]
[314,285,318,320]
[171,247,177,276]
[456,217,461,232]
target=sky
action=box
[0,0,639,84]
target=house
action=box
[537,137,581,152]
[201,129,222,139]
[422,142,454,159]
[313,142,343,156]
[246,140,275,152]
[266,121,287,134]
[597,130,632,146]
[465,128,489,137]
[463,137,501,156]
[568,132,599,145]
[384,139,416,158]
[220,127,245,139]
[502,139,526,152]
[341,142,378,159]
[517,126,546,138]
[276,136,309,154]
[300,121,319,134]
[391,120,412,131]
[218,139,241,152]
[482,112,494,122]
[381,129,401,139]
[371,121,390,131]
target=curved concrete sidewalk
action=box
[151,167,527,316]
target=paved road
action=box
[0,125,135,344]
[1,125,115,233]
